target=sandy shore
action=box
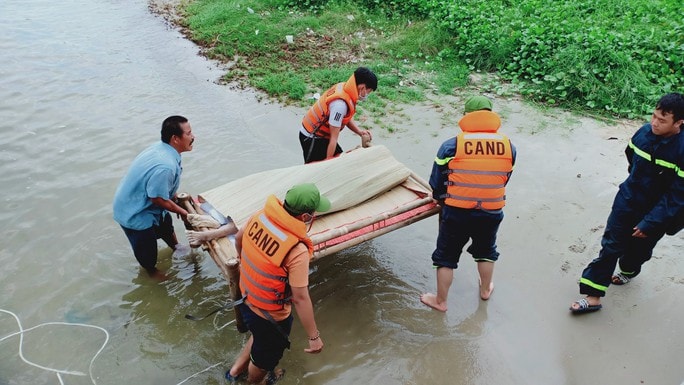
[237,89,684,384]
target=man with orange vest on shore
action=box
[226,183,330,384]
[421,96,516,311]
[299,67,377,163]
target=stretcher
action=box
[178,145,439,327]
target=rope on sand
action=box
[0,308,109,384]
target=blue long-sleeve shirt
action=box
[619,123,684,235]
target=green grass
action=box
[183,0,470,110]
[180,0,683,119]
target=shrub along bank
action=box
[180,0,683,119]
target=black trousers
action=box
[120,212,176,272]
[579,203,664,297]
[299,132,342,163]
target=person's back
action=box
[422,96,515,311]
[227,183,330,384]
[444,109,513,211]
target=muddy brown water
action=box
[1,0,683,384]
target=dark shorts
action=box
[239,304,293,372]
[120,212,175,272]
[431,206,504,269]
[299,131,342,163]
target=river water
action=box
[0,1,442,384]
[2,0,683,385]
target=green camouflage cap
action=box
[284,183,331,214]
[464,96,493,113]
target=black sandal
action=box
[611,272,630,285]
[265,368,286,385]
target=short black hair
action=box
[161,115,188,143]
[283,200,310,217]
[656,93,684,123]
[354,67,378,91]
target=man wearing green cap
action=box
[226,183,330,384]
[421,96,516,311]
[463,95,494,113]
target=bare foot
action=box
[420,293,447,312]
[186,230,209,247]
[187,213,221,229]
[148,269,169,282]
[480,281,494,300]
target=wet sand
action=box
[238,89,684,384]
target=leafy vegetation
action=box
[180,0,683,119]
[427,0,683,118]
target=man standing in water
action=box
[570,93,684,314]
[113,115,194,281]
[299,66,377,163]
[421,96,516,311]
[226,183,329,384]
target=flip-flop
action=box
[611,272,630,285]
[265,368,286,385]
[225,371,247,384]
[569,298,602,314]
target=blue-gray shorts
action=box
[431,206,503,269]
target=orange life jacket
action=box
[239,195,314,311]
[301,74,358,138]
[444,110,513,210]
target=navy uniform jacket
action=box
[619,123,684,235]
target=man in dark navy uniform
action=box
[571,93,684,314]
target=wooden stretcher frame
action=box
[308,171,439,259]
[178,146,439,316]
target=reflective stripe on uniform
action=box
[462,132,507,140]
[579,277,607,292]
[302,100,326,133]
[629,139,684,178]
[241,256,289,306]
[441,193,505,203]
[435,156,454,166]
[447,169,510,176]
[242,251,288,282]
[473,258,496,263]
[258,213,288,241]
[446,181,507,189]
[243,287,289,306]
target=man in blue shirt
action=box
[113,115,194,281]
[570,93,684,314]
